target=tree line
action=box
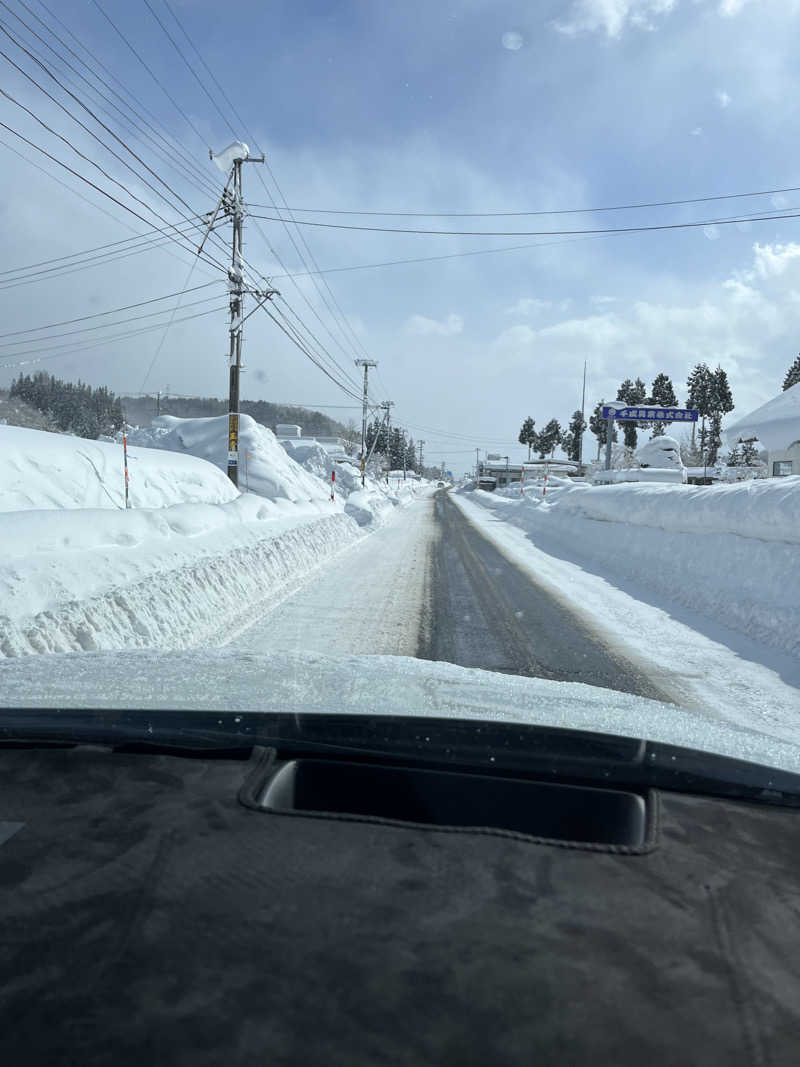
[364,416,420,472]
[518,351,800,469]
[11,372,123,439]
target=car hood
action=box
[1,648,799,773]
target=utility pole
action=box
[156,390,161,417]
[475,447,480,481]
[418,439,425,472]
[207,142,277,488]
[355,359,377,487]
[382,400,394,484]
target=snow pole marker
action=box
[331,468,335,502]
[542,461,549,499]
[122,422,130,509]
[521,464,525,496]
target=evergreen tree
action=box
[687,362,714,456]
[616,377,647,448]
[405,436,417,473]
[565,409,586,461]
[537,418,562,458]
[648,372,678,437]
[783,353,800,391]
[589,401,617,460]
[517,416,537,460]
[727,442,742,467]
[388,427,406,470]
[707,365,734,464]
[741,438,760,466]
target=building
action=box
[725,383,800,477]
[275,424,348,457]
[478,458,578,490]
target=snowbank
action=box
[593,468,685,484]
[0,495,361,657]
[126,414,330,505]
[460,478,800,656]
[0,424,237,512]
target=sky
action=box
[1,0,800,472]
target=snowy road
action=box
[236,491,666,702]
[236,495,436,657]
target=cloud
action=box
[554,0,754,38]
[716,89,732,108]
[752,242,800,278]
[590,295,617,305]
[405,312,464,336]
[553,0,676,38]
[487,241,800,418]
[690,127,703,136]
[718,0,751,15]
[504,297,572,316]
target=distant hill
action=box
[120,395,350,438]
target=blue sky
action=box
[1,0,799,470]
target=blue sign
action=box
[602,405,699,423]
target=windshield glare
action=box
[0,1,798,776]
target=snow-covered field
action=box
[470,477,800,657]
[0,423,237,511]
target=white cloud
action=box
[718,0,751,15]
[590,295,617,305]
[504,297,572,316]
[752,242,800,278]
[405,312,463,336]
[554,0,754,38]
[716,89,732,108]
[691,127,703,136]
[487,241,800,418]
[553,0,676,38]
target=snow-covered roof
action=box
[725,382,800,451]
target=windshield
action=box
[0,0,798,777]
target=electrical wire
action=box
[0,303,226,368]
[0,218,206,280]
[146,0,376,379]
[0,0,220,202]
[89,0,209,150]
[248,208,800,238]
[0,281,220,338]
[245,183,800,219]
[0,24,232,270]
[31,0,218,193]
[0,293,220,348]
[0,96,224,273]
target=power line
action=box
[0,0,220,202]
[89,0,210,150]
[0,218,205,280]
[25,0,221,200]
[0,23,233,269]
[0,293,220,348]
[249,208,800,239]
[146,0,375,375]
[0,89,225,273]
[0,303,226,368]
[245,183,800,219]
[0,281,220,337]
[261,304,364,402]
